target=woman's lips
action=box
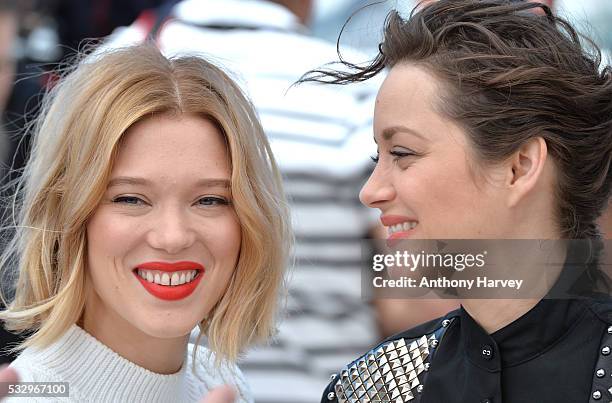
[134,261,205,301]
[388,230,415,240]
[380,215,417,227]
[381,215,419,246]
[386,228,418,247]
[136,261,205,272]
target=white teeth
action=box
[387,221,418,235]
[137,269,200,286]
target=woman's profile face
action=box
[361,63,512,240]
[85,113,241,339]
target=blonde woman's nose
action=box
[146,208,196,254]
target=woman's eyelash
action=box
[197,196,230,206]
[370,150,417,164]
[112,196,145,205]
[390,150,416,158]
[111,196,229,206]
[111,196,231,206]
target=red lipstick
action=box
[134,261,205,301]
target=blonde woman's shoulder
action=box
[5,350,84,402]
[9,348,55,383]
[186,343,253,403]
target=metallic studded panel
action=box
[590,325,612,402]
[334,334,438,403]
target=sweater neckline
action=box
[20,324,198,402]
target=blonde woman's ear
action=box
[0,364,19,399]
[200,385,236,403]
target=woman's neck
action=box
[82,297,189,374]
[459,240,568,334]
[461,298,540,334]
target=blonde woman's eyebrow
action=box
[107,177,231,189]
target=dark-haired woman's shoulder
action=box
[322,298,612,403]
[321,309,460,403]
[587,295,612,323]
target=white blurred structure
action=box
[556,0,612,59]
[312,0,612,58]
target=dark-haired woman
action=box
[311,1,612,402]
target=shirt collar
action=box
[173,0,303,32]
[460,298,588,370]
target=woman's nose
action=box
[146,208,196,254]
[359,165,396,209]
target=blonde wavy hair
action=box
[0,43,292,363]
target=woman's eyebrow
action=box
[107,177,230,188]
[194,179,231,188]
[382,125,427,141]
[107,176,149,188]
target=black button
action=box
[481,399,492,403]
[481,345,493,360]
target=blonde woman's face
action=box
[85,114,241,340]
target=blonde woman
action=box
[0,43,291,402]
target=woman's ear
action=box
[507,137,548,207]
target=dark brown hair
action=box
[303,0,612,239]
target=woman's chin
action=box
[136,321,199,340]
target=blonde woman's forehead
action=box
[112,114,231,180]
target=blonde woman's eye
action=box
[197,196,229,206]
[112,196,146,205]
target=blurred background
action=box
[2,0,611,171]
[0,1,610,403]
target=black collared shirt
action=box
[322,297,612,403]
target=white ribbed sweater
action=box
[7,325,252,402]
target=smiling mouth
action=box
[133,261,205,301]
[384,220,419,247]
[387,221,418,237]
[134,269,201,287]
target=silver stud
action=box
[597,369,605,378]
[592,390,601,400]
[442,319,451,327]
[430,339,439,348]
[330,373,337,381]
[417,385,424,393]
[424,363,430,371]
[602,346,611,356]
[327,391,335,400]
[607,325,612,334]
